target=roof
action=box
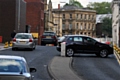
[96,14,112,24]
[0,55,26,62]
[53,5,96,12]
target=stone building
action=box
[44,0,56,33]
[53,5,96,37]
[111,0,120,47]
[0,0,26,43]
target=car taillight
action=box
[29,39,33,42]
[52,36,56,39]
[13,38,16,42]
[41,35,45,38]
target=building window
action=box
[63,14,65,19]
[70,14,72,19]
[76,14,79,19]
[88,24,90,30]
[80,14,82,19]
[62,23,65,30]
[92,15,94,20]
[69,23,72,30]
[84,14,86,19]
[80,23,83,30]
[76,23,79,29]
[84,23,86,30]
[89,15,91,19]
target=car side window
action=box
[84,37,95,44]
[67,37,73,42]
[73,37,82,42]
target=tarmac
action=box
[0,43,82,80]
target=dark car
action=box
[0,55,37,80]
[56,35,113,58]
[41,31,58,46]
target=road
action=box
[0,46,59,80]
[0,46,120,80]
[72,54,120,80]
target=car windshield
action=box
[0,59,27,73]
[58,36,65,42]
[15,34,32,39]
[43,32,55,36]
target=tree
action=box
[101,17,112,37]
[87,2,112,14]
[73,0,83,8]
[64,0,83,8]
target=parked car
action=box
[56,35,113,58]
[0,55,37,80]
[12,33,36,51]
[41,31,58,46]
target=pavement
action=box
[0,43,82,80]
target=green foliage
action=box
[64,0,83,8]
[73,1,83,8]
[101,17,112,37]
[87,2,112,14]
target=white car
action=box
[12,33,36,51]
[0,55,37,80]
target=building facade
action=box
[0,0,26,42]
[53,5,96,37]
[111,0,120,47]
[24,0,44,45]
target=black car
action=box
[56,35,113,58]
[41,31,58,46]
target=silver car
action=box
[0,55,37,80]
[12,33,36,51]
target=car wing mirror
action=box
[30,68,37,73]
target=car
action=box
[12,33,36,51]
[0,55,37,80]
[41,31,58,46]
[56,35,113,58]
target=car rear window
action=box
[0,59,27,73]
[43,32,55,36]
[15,34,32,39]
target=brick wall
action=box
[25,0,44,45]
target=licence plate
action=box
[20,41,26,44]
[46,36,51,38]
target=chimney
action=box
[58,4,60,9]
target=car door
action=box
[70,36,84,53]
[83,37,97,53]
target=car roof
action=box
[44,31,55,33]
[0,55,26,62]
[63,35,91,37]
[16,33,32,35]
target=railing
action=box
[113,45,120,64]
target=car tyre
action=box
[99,49,108,58]
[66,48,74,57]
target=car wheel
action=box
[66,48,74,57]
[99,49,108,58]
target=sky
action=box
[50,0,112,8]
